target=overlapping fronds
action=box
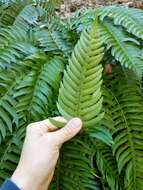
[34,0,60,12]
[96,143,122,190]
[0,26,39,70]
[0,0,59,28]
[57,24,104,126]
[49,136,102,190]
[104,67,143,190]
[13,4,45,31]
[99,6,143,40]
[35,29,75,57]
[0,0,33,26]
[97,20,143,76]
[0,55,64,182]
[1,1,143,190]
[0,127,24,184]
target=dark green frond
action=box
[96,143,122,190]
[13,4,45,31]
[15,57,64,121]
[35,28,75,57]
[34,0,60,12]
[104,66,143,190]
[0,0,32,26]
[0,96,18,142]
[0,128,24,183]
[99,6,143,40]
[49,136,102,190]
[0,26,39,70]
[97,20,143,76]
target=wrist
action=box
[11,166,39,190]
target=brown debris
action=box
[104,64,113,76]
[58,0,143,19]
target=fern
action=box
[1,2,143,190]
[104,67,143,190]
[49,136,102,190]
[57,24,104,126]
[97,20,143,76]
[33,0,60,12]
[13,4,45,31]
[99,6,143,40]
[0,26,39,70]
[35,29,74,57]
[96,143,122,190]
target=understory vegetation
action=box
[0,0,143,189]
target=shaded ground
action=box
[59,0,143,19]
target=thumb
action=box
[53,117,82,145]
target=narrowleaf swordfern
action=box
[1,1,143,190]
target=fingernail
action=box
[70,118,82,129]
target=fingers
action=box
[52,118,82,145]
[27,117,67,135]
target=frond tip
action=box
[57,25,104,127]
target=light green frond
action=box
[58,24,104,127]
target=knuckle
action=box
[27,123,35,132]
[64,127,72,137]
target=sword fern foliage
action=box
[1,1,143,189]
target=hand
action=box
[11,117,82,190]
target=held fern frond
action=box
[57,24,104,127]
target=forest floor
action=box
[58,0,143,19]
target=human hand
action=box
[11,117,82,190]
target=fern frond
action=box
[35,29,74,57]
[57,24,104,127]
[0,96,18,142]
[15,57,64,121]
[49,136,102,190]
[99,6,143,40]
[70,9,97,33]
[0,0,32,26]
[33,0,60,12]
[0,127,24,184]
[0,69,21,142]
[97,20,143,76]
[0,26,39,70]
[96,143,122,190]
[104,66,143,190]
[13,4,45,31]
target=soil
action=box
[58,0,143,19]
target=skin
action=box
[11,117,82,190]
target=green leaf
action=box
[57,24,104,127]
